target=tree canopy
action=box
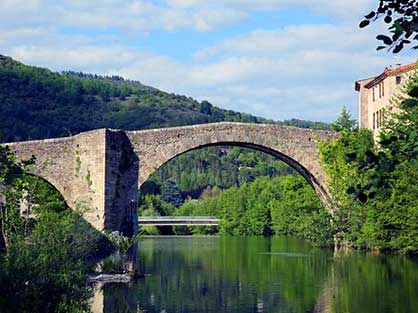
[360,0,418,53]
[332,106,357,132]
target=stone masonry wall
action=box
[7,129,108,231]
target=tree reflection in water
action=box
[91,236,418,313]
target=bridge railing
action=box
[138,216,218,220]
[138,216,220,226]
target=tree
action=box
[332,106,357,132]
[0,208,94,313]
[199,100,213,115]
[140,180,161,195]
[160,180,183,207]
[319,129,376,248]
[360,0,418,53]
[138,194,174,216]
[0,145,32,248]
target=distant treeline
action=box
[144,146,296,199]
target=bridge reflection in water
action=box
[138,216,220,226]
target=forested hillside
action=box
[146,146,296,198]
[0,54,330,143]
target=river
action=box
[91,236,418,313]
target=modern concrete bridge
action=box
[5,122,336,236]
[138,216,220,226]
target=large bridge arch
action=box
[5,122,336,235]
[127,122,335,204]
[137,141,327,202]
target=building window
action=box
[372,87,375,101]
[376,82,385,98]
[380,109,383,127]
[396,76,402,84]
[373,112,376,129]
[375,110,384,129]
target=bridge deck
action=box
[138,216,220,226]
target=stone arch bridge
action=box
[5,122,336,235]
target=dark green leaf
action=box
[359,20,370,28]
[377,35,393,45]
[365,11,376,19]
[393,42,404,53]
[410,158,418,168]
[379,135,398,146]
[384,15,393,24]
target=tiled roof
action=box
[363,62,417,89]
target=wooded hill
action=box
[0,54,330,143]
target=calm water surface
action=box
[91,236,418,313]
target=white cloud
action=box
[0,0,376,34]
[0,0,248,34]
[0,0,414,122]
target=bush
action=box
[0,210,94,313]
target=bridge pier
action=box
[103,130,139,237]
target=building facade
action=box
[355,63,416,135]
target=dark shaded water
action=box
[91,236,418,313]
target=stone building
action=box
[355,62,416,135]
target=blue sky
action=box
[128,8,330,60]
[0,0,415,122]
